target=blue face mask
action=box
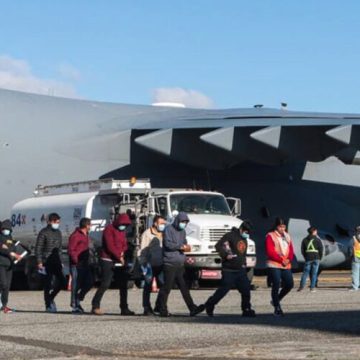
[51,223,60,230]
[241,232,250,239]
[1,229,10,236]
[157,224,166,232]
[118,225,127,231]
[179,222,187,230]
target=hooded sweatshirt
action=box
[163,212,189,266]
[100,214,131,262]
[0,220,16,268]
[215,228,248,271]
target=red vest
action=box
[266,231,292,269]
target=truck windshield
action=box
[170,194,231,215]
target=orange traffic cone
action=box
[67,275,72,291]
[151,277,158,293]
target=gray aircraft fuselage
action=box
[1,88,359,270]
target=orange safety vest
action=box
[267,231,292,269]
[353,237,360,258]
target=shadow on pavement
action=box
[149,310,360,336]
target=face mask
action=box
[118,225,127,231]
[157,224,166,232]
[1,229,10,236]
[179,222,187,230]
[51,223,60,230]
[241,232,250,239]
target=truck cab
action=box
[146,190,256,281]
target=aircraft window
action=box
[169,194,231,215]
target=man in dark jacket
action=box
[0,220,21,313]
[157,212,202,317]
[298,226,323,292]
[196,221,256,317]
[35,212,66,312]
[68,217,93,314]
[91,213,135,315]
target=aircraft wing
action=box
[2,88,360,169]
[119,103,360,168]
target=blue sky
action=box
[0,1,360,112]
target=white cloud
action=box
[57,62,81,81]
[152,87,215,109]
[0,55,79,98]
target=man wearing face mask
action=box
[195,221,256,318]
[0,220,21,313]
[91,213,134,315]
[139,215,166,315]
[68,217,94,313]
[35,213,66,313]
[157,212,203,317]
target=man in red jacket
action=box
[68,217,93,314]
[91,213,134,315]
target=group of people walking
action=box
[0,211,357,316]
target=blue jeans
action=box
[300,260,320,289]
[351,261,360,290]
[70,265,93,308]
[206,269,251,311]
[268,268,294,307]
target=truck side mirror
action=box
[226,197,241,217]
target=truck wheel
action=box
[27,269,43,290]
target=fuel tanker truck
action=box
[10,178,256,289]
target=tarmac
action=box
[1,272,360,360]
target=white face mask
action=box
[157,224,166,232]
[1,229,10,236]
[51,223,60,230]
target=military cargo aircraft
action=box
[1,88,360,269]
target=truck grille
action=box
[200,227,231,242]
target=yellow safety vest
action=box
[353,237,360,258]
[306,238,319,253]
